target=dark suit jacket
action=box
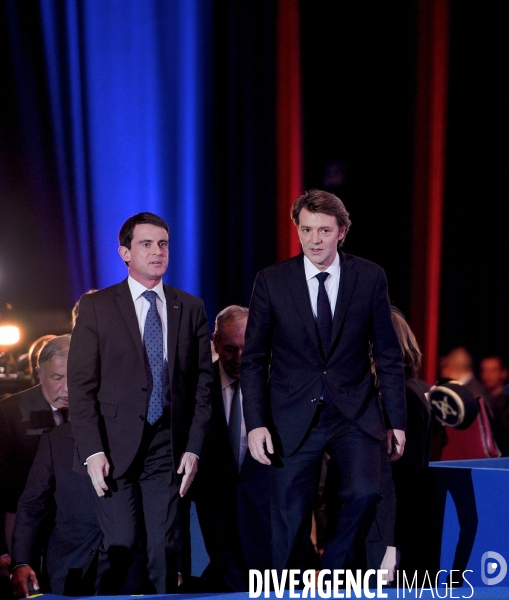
[193,362,270,587]
[68,279,213,477]
[11,423,102,595]
[192,362,246,590]
[241,252,406,456]
[0,385,55,518]
[195,361,239,486]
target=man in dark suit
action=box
[0,335,71,586]
[10,422,102,597]
[194,305,270,591]
[68,212,213,594]
[241,189,406,573]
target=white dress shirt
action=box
[219,361,248,467]
[303,252,341,317]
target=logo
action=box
[481,551,507,585]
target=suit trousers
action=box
[238,451,272,573]
[270,402,383,573]
[93,412,180,594]
[195,477,248,591]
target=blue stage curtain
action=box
[37,0,212,298]
[1,0,279,326]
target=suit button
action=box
[323,370,327,374]
[311,397,317,403]
[142,387,147,392]
[89,550,95,555]
[139,415,145,421]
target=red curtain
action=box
[410,0,450,384]
[276,0,302,261]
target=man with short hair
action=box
[0,335,71,581]
[194,306,252,590]
[241,189,406,573]
[480,356,509,403]
[68,212,213,594]
[10,421,102,597]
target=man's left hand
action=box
[0,554,11,579]
[11,565,39,598]
[177,452,198,497]
[386,428,406,463]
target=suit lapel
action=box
[20,386,53,428]
[286,255,322,355]
[212,363,229,430]
[164,285,180,385]
[329,252,358,353]
[115,280,145,366]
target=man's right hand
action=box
[248,427,274,465]
[87,453,110,496]
[11,565,39,598]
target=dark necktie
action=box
[316,272,333,356]
[228,380,242,471]
[142,290,164,425]
[54,408,69,425]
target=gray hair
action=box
[38,334,71,372]
[214,306,249,340]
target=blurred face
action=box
[38,355,68,409]
[119,223,169,288]
[213,318,247,380]
[480,358,508,394]
[296,207,346,271]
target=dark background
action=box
[0,0,507,376]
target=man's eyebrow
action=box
[137,238,168,244]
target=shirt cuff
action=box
[84,451,105,466]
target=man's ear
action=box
[118,246,130,264]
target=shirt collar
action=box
[128,275,166,304]
[303,252,340,282]
[218,360,237,391]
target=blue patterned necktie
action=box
[142,290,164,425]
[228,380,242,471]
[316,272,332,356]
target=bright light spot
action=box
[0,326,20,345]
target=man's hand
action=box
[386,428,406,463]
[380,545,400,583]
[0,554,11,579]
[87,454,110,496]
[11,565,39,598]
[177,452,198,497]
[248,427,274,465]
